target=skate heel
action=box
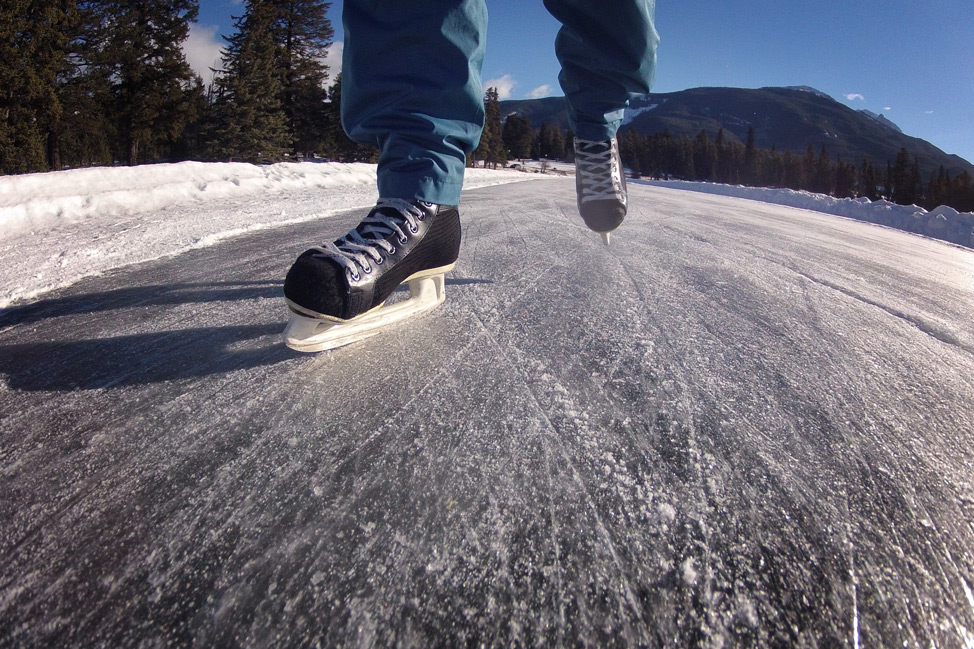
[283,271,448,352]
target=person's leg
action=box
[544,0,658,241]
[543,0,658,141]
[341,0,488,206]
[283,1,485,346]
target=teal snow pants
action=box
[341,0,659,206]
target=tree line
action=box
[472,89,972,213]
[1,0,375,175]
[4,5,972,216]
[618,127,974,212]
[470,89,573,169]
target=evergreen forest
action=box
[2,1,971,214]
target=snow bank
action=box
[636,179,974,249]
[0,161,534,308]
[0,161,525,237]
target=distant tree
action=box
[0,0,77,173]
[275,0,334,157]
[564,129,575,162]
[743,125,758,185]
[502,114,533,160]
[473,87,504,168]
[619,128,642,177]
[927,165,949,208]
[537,123,553,159]
[909,156,923,206]
[692,130,716,181]
[860,158,879,200]
[323,74,377,162]
[530,131,541,160]
[211,0,290,162]
[946,171,974,212]
[483,87,506,168]
[833,155,857,198]
[675,133,694,180]
[812,144,832,194]
[547,124,565,160]
[85,0,201,165]
[890,147,923,205]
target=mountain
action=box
[500,87,974,178]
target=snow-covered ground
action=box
[0,162,539,308]
[637,178,974,250]
[1,160,971,309]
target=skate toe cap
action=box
[284,252,348,319]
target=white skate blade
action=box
[600,231,611,246]
[283,273,447,352]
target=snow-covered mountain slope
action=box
[1,178,972,647]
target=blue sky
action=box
[191,0,974,164]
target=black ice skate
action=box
[283,199,461,352]
[574,137,627,245]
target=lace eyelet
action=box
[398,235,408,244]
[408,224,419,234]
[349,271,361,282]
[363,264,373,274]
[387,246,396,255]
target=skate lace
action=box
[310,198,426,282]
[575,139,624,204]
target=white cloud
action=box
[845,93,865,102]
[182,24,224,86]
[483,74,516,99]
[884,106,892,112]
[182,27,342,91]
[323,41,343,87]
[527,84,554,99]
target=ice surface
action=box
[1,174,973,647]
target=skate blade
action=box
[283,273,447,352]
[600,232,611,246]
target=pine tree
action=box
[692,130,716,181]
[482,87,506,168]
[1,0,76,173]
[472,87,505,168]
[547,125,565,161]
[802,143,817,191]
[274,0,333,157]
[927,165,949,208]
[537,123,553,160]
[743,125,758,186]
[50,0,116,169]
[860,158,879,200]
[502,114,533,160]
[312,74,375,162]
[85,0,201,165]
[211,0,290,162]
[814,144,831,194]
[834,155,856,198]
[890,147,919,205]
[909,156,923,206]
[619,128,642,177]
